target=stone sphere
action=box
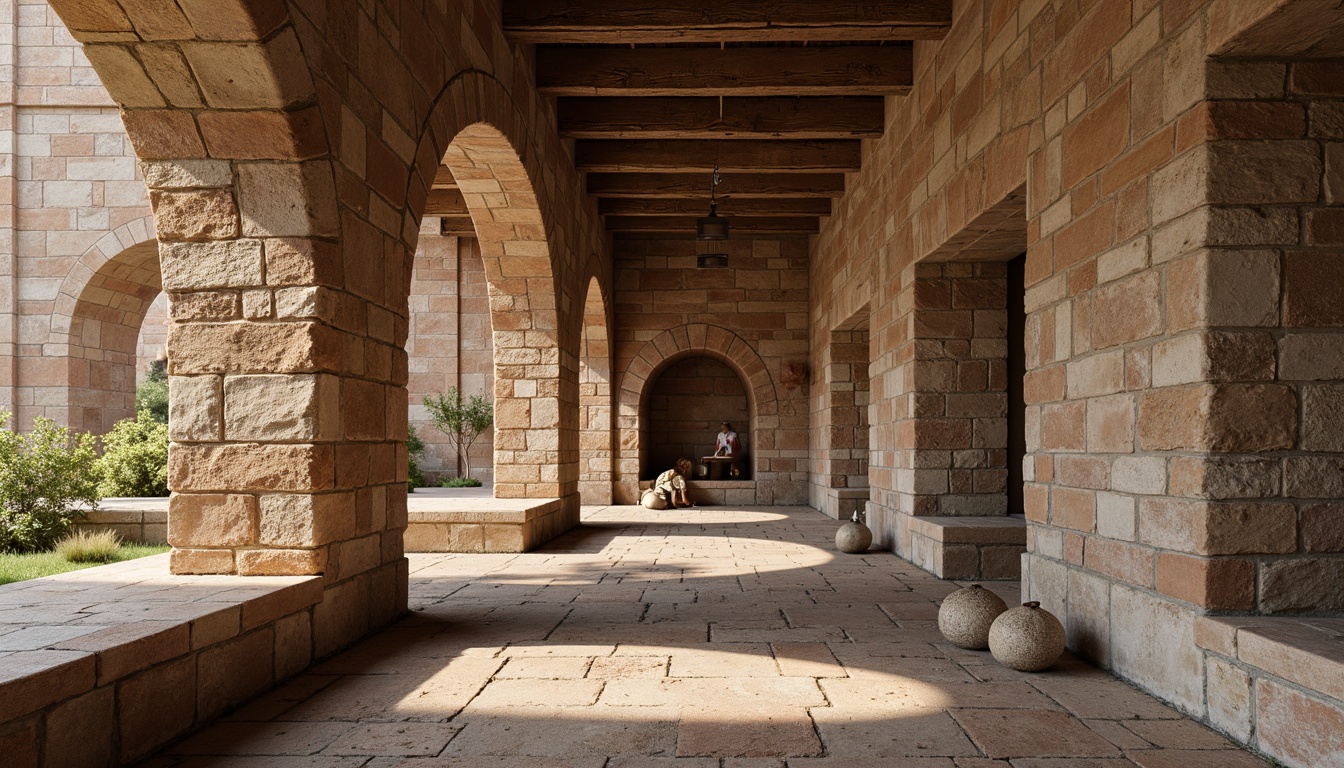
[938,584,1008,649]
[989,601,1066,672]
[836,521,873,553]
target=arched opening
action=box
[407,224,496,486]
[640,355,752,482]
[579,276,613,504]
[400,78,596,550]
[433,124,566,502]
[52,237,165,435]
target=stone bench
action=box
[906,515,1027,580]
[404,495,568,552]
[1194,615,1344,768]
[0,554,324,766]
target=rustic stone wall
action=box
[644,355,750,479]
[806,0,1344,761]
[407,230,495,484]
[613,235,809,505]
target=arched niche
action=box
[615,324,778,504]
[641,355,751,480]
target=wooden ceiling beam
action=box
[536,45,912,97]
[424,187,468,217]
[439,217,476,235]
[557,96,884,139]
[587,172,846,198]
[575,140,862,173]
[599,198,832,217]
[503,0,951,43]
[605,215,820,234]
[431,165,458,189]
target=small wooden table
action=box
[701,456,736,480]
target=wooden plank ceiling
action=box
[428,2,952,235]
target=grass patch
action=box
[55,530,122,563]
[0,541,170,586]
[441,477,483,488]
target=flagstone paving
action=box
[141,506,1270,767]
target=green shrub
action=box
[136,361,168,424]
[55,529,121,563]
[0,414,102,554]
[97,410,169,498]
[408,424,428,492]
[441,477,483,488]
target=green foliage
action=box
[423,387,494,480]
[0,414,102,554]
[136,361,169,424]
[407,424,428,492]
[0,542,168,585]
[96,410,169,498]
[441,477,483,488]
[55,529,121,563]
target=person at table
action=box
[642,458,695,509]
[714,422,742,479]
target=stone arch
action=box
[578,274,613,505]
[402,72,575,506]
[35,217,162,434]
[615,324,778,503]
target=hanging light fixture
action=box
[696,166,729,269]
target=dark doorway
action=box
[1006,253,1027,515]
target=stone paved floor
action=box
[143,506,1271,767]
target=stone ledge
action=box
[0,555,323,763]
[404,497,568,553]
[906,515,1027,580]
[71,497,172,544]
[1193,615,1344,768]
[906,515,1029,545]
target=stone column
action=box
[154,156,406,592]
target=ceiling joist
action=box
[605,215,820,234]
[503,0,952,43]
[557,96,885,140]
[575,140,862,173]
[586,172,847,199]
[599,198,832,217]
[536,45,913,97]
[424,187,468,216]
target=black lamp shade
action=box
[696,214,729,240]
[697,253,729,269]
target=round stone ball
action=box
[835,521,873,553]
[938,584,1008,650]
[989,601,1066,672]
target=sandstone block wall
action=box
[807,1,1344,763]
[0,0,156,433]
